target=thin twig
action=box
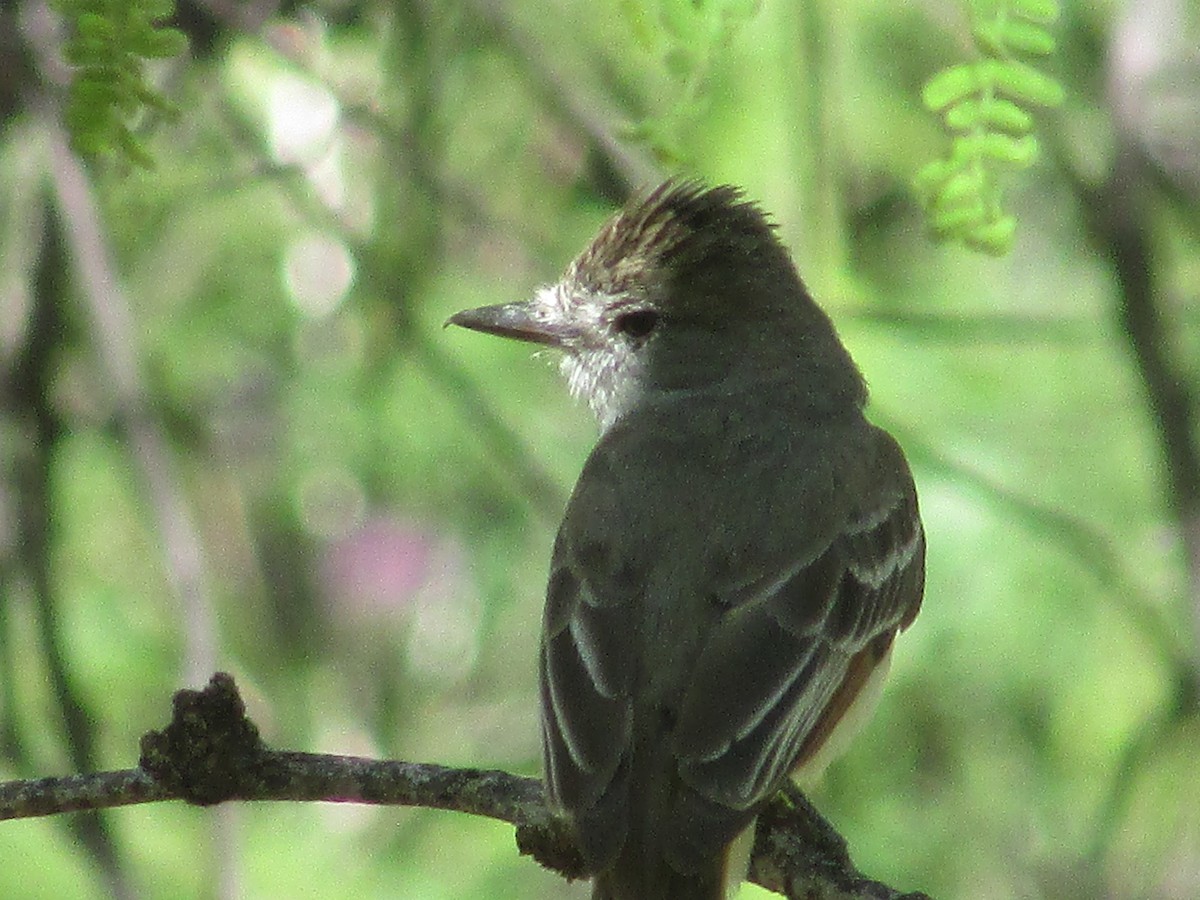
[1101,153,1200,666]
[0,107,132,900]
[464,0,663,194]
[47,122,220,686]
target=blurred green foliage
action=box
[52,0,187,166]
[914,0,1064,254]
[617,0,762,164]
[2,1,1199,899]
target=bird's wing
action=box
[539,449,639,870]
[539,420,923,873]
[671,427,924,816]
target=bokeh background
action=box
[2,1,1199,898]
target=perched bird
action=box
[449,181,924,900]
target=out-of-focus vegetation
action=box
[914,0,1065,253]
[1,1,1199,898]
[51,0,188,165]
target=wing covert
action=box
[673,442,924,813]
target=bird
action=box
[448,180,925,900]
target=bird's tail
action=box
[589,822,754,900]
[590,866,724,900]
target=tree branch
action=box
[0,674,930,900]
[1101,0,1200,674]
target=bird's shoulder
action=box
[557,387,900,568]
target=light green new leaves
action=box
[618,0,761,165]
[53,0,188,168]
[915,0,1064,254]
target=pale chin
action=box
[560,351,633,434]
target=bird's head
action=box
[449,181,863,431]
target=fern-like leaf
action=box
[915,0,1064,254]
[53,0,188,168]
[618,0,761,165]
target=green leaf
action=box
[995,20,1057,55]
[965,215,1017,254]
[53,0,185,166]
[938,168,989,206]
[986,59,1065,107]
[63,41,98,66]
[69,127,110,158]
[913,159,953,203]
[77,64,124,84]
[945,97,1034,133]
[141,0,178,17]
[971,20,1007,57]
[137,27,188,59]
[972,18,1056,57]
[957,131,1039,165]
[77,12,116,41]
[932,199,988,234]
[922,64,981,111]
[74,77,122,106]
[116,126,156,169]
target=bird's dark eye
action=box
[613,308,660,340]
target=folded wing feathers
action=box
[674,489,922,808]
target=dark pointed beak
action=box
[445,301,576,347]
